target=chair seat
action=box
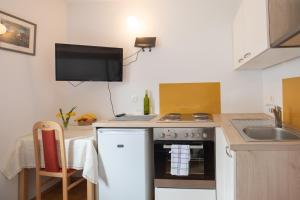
[39,168,79,178]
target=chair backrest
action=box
[33,121,67,173]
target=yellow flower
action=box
[69,112,76,117]
[56,106,77,120]
[56,113,62,118]
[65,112,76,118]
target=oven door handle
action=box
[163,145,203,149]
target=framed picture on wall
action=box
[0,10,37,56]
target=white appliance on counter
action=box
[97,128,153,200]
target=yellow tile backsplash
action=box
[283,77,300,131]
[159,82,221,115]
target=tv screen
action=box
[55,43,123,81]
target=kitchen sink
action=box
[230,119,300,142]
[242,126,300,141]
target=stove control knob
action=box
[202,132,208,138]
[165,131,177,138]
[191,132,201,138]
[185,133,189,138]
[171,133,177,138]
[160,133,166,138]
[191,133,199,138]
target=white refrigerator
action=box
[97,128,153,200]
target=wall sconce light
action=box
[0,23,7,35]
[135,37,156,52]
[123,37,157,66]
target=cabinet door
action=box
[233,2,246,69]
[216,128,235,200]
[242,0,269,61]
[233,0,269,69]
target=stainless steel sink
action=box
[242,126,300,141]
[230,119,300,142]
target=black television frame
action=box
[55,43,123,82]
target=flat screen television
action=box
[55,43,123,81]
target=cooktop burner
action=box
[159,113,213,122]
[192,113,210,121]
[165,113,181,120]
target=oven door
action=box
[154,140,215,189]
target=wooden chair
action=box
[33,121,85,200]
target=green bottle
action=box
[144,90,150,115]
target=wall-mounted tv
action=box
[55,43,123,82]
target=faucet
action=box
[271,106,283,128]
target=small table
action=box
[1,127,98,200]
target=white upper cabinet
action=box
[233,2,245,68]
[243,0,269,62]
[233,0,300,69]
[234,0,269,69]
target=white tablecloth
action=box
[0,128,98,184]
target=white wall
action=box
[263,57,300,114]
[0,0,268,199]
[64,0,263,119]
[0,0,67,199]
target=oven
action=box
[153,128,215,189]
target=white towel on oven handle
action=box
[169,144,190,176]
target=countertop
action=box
[93,113,300,151]
[93,115,217,128]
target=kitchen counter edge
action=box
[93,114,300,151]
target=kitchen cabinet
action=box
[269,0,300,47]
[233,0,269,69]
[233,1,245,69]
[216,127,300,200]
[216,128,235,200]
[233,0,300,69]
[235,151,300,200]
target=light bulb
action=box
[127,16,140,32]
[0,23,7,35]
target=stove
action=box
[154,112,215,195]
[159,112,213,122]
